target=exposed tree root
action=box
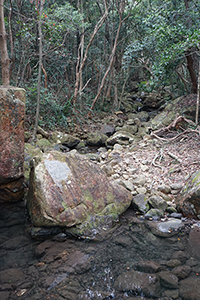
[151,115,200,142]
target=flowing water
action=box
[0,201,199,300]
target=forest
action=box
[2,0,200,130]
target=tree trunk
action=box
[196,57,200,125]
[34,0,44,138]
[0,0,10,86]
[73,0,108,105]
[185,50,197,94]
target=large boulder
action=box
[176,170,200,219]
[28,151,132,236]
[151,94,197,130]
[0,87,26,202]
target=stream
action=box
[0,200,200,300]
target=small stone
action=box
[170,183,183,190]
[113,144,123,151]
[158,271,179,289]
[148,195,168,212]
[159,192,173,201]
[140,165,149,172]
[132,194,149,213]
[134,260,161,273]
[169,213,182,219]
[136,187,147,194]
[133,175,147,185]
[166,259,181,268]
[163,289,179,299]
[172,265,191,279]
[157,185,171,194]
[145,208,163,220]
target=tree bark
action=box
[196,57,200,125]
[185,50,197,94]
[34,0,44,138]
[73,0,108,104]
[0,0,10,86]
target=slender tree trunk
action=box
[88,10,123,117]
[0,0,10,86]
[73,0,108,104]
[185,50,197,93]
[34,0,44,138]
[196,57,200,125]
[8,0,13,80]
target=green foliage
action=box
[25,81,70,130]
[124,0,200,93]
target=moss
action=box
[192,172,200,184]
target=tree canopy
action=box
[1,0,199,129]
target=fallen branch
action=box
[167,151,182,163]
[151,149,164,171]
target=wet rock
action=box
[169,212,182,219]
[176,170,200,219]
[187,224,200,261]
[158,270,178,289]
[28,151,132,237]
[144,208,164,220]
[106,131,135,146]
[166,259,181,268]
[134,260,161,273]
[2,235,30,250]
[132,194,149,213]
[0,268,25,284]
[172,265,191,279]
[171,251,189,264]
[179,276,200,300]
[114,270,160,298]
[115,235,133,247]
[163,289,179,299]
[145,218,184,237]
[86,131,108,147]
[78,290,114,300]
[27,226,62,241]
[0,291,10,300]
[148,195,168,212]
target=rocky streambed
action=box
[1,199,200,300]
[2,134,200,300]
[1,94,200,299]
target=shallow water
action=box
[0,201,199,300]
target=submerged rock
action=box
[187,223,200,261]
[114,270,160,298]
[179,277,200,300]
[28,151,132,237]
[145,218,184,237]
